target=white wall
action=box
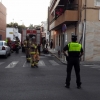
[6,27,21,41]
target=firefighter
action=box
[33,43,40,67]
[25,36,31,62]
[22,39,27,52]
[63,34,83,89]
[30,37,39,68]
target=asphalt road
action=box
[0,50,100,100]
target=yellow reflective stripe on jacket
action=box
[32,44,35,47]
[36,52,39,54]
[30,52,35,54]
[34,46,37,49]
[68,42,82,51]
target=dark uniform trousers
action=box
[66,57,81,86]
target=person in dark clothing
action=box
[63,34,83,89]
[43,38,46,49]
[46,39,49,48]
[37,44,41,55]
[50,39,53,49]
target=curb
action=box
[48,51,100,65]
[48,51,67,65]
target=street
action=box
[0,50,100,100]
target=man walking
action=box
[63,34,83,89]
[50,39,53,49]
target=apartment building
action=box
[48,0,100,61]
[0,2,6,40]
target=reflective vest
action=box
[31,43,37,49]
[15,40,19,46]
[68,42,82,52]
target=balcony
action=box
[49,9,78,30]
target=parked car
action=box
[11,40,21,52]
[0,40,11,58]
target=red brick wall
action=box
[0,3,6,40]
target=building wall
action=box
[48,0,100,61]
[78,0,100,61]
[85,21,100,61]
[0,3,6,40]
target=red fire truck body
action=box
[21,29,41,52]
[21,29,41,45]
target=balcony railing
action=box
[65,3,78,10]
[50,4,78,24]
[49,10,78,30]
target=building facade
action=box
[48,0,100,61]
[0,2,6,40]
[41,21,50,45]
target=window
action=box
[95,0,100,6]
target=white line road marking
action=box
[45,54,51,56]
[83,65,100,70]
[91,66,100,68]
[38,60,46,66]
[5,61,19,68]
[40,56,46,58]
[49,60,59,65]
[0,62,4,65]
[21,56,26,57]
[83,65,94,66]
[23,61,26,67]
[21,56,46,59]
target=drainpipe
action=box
[83,0,87,61]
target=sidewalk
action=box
[48,48,100,65]
[48,48,67,65]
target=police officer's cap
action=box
[71,34,77,39]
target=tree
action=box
[7,22,26,34]
[29,24,35,29]
[34,25,41,30]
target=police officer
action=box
[63,34,83,89]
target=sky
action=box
[1,0,50,27]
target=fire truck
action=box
[21,29,41,52]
